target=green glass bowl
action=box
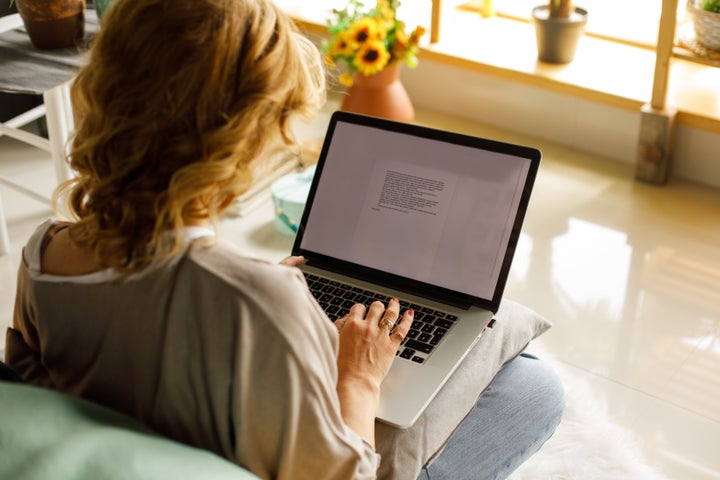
[95,0,114,19]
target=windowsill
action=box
[281,3,720,134]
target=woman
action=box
[7,1,563,478]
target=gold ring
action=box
[378,317,394,331]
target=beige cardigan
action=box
[8,221,551,480]
[7,221,379,479]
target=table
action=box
[0,10,98,255]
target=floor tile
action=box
[655,326,720,424]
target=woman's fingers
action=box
[338,298,413,348]
[390,309,414,344]
[363,300,386,325]
[335,299,415,390]
[279,255,305,267]
[334,314,348,334]
[376,298,400,333]
[348,303,367,320]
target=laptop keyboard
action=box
[303,273,458,364]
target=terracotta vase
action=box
[340,63,415,123]
[15,0,86,50]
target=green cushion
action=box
[0,381,256,480]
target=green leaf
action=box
[702,0,720,12]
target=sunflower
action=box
[409,25,426,45]
[339,73,354,87]
[391,21,409,60]
[327,30,357,59]
[323,0,426,79]
[354,39,390,76]
[376,0,395,25]
[347,17,385,45]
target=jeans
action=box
[417,353,565,480]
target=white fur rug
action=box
[508,344,669,480]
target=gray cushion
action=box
[375,299,552,479]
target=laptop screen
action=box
[293,112,541,311]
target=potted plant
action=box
[689,0,720,52]
[9,0,85,49]
[323,0,426,122]
[531,0,588,63]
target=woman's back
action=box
[9,221,378,478]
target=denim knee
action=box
[517,352,566,433]
[418,353,566,480]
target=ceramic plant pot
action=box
[340,63,415,123]
[690,0,720,51]
[15,0,86,49]
[531,5,588,64]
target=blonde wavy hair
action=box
[58,0,325,272]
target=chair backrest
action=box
[0,376,258,480]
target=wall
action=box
[401,59,720,189]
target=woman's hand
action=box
[336,299,413,386]
[334,299,414,446]
[279,255,305,267]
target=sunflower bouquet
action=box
[323,0,426,86]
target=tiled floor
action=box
[1,101,719,479]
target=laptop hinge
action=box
[406,289,474,310]
[302,260,477,311]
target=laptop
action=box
[291,111,541,428]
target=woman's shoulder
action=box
[183,239,336,360]
[23,219,57,272]
[22,219,65,274]
[182,240,325,325]
[21,219,120,282]
[185,239,304,290]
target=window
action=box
[279,0,720,125]
[492,0,665,48]
[295,0,705,56]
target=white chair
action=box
[0,13,83,255]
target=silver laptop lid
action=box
[292,111,541,312]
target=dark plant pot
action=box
[15,0,86,49]
[532,5,588,64]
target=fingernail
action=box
[408,309,414,316]
[393,297,399,304]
